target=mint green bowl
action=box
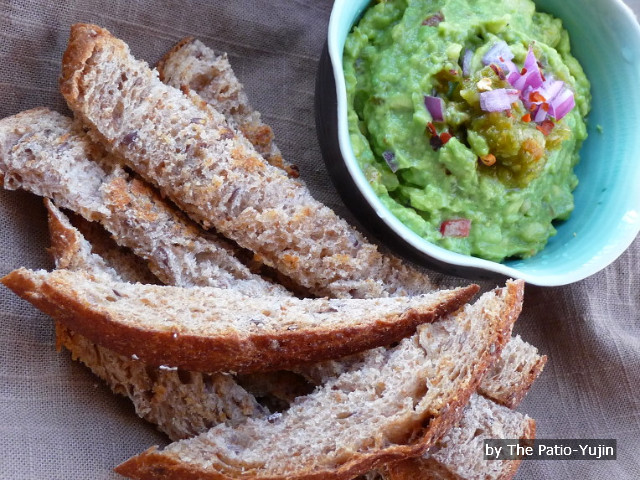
[323,0,640,286]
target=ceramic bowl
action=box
[315,0,640,285]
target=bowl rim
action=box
[326,0,640,286]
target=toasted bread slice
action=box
[478,335,547,409]
[46,199,268,438]
[297,332,546,410]
[157,38,296,177]
[114,281,522,480]
[60,23,437,299]
[2,268,478,374]
[0,108,288,296]
[46,201,538,473]
[382,394,535,480]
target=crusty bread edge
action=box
[156,36,195,82]
[382,416,536,480]
[482,355,548,409]
[115,281,524,480]
[0,268,479,374]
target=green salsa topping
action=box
[344,0,591,262]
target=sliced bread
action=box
[382,394,536,480]
[0,108,289,296]
[56,324,268,440]
[60,23,437,299]
[479,334,547,409]
[47,199,269,439]
[157,38,296,177]
[1,268,478,374]
[46,201,538,479]
[115,281,523,480]
[297,335,546,410]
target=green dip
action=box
[344,0,590,262]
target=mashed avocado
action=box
[344,0,590,262]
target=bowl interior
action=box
[328,0,640,285]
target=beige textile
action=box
[0,0,638,478]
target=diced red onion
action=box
[479,88,520,112]
[533,104,548,123]
[424,95,445,122]
[479,42,576,122]
[548,88,575,120]
[440,218,471,237]
[483,41,514,66]
[539,78,564,104]
[523,46,538,72]
[461,49,473,77]
[382,150,399,173]
[509,68,543,91]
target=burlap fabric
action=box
[0,0,638,478]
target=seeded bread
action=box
[0,108,288,296]
[381,394,536,480]
[48,225,531,480]
[46,200,539,480]
[157,38,298,177]
[60,23,439,299]
[2,268,478,374]
[46,198,270,439]
[115,281,523,480]
[55,23,543,404]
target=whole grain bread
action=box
[115,281,523,480]
[296,335,545,410]
[381,394,536,480]
[478,334,547,409]
[46,201,539,480]
[157,38,297,177]
[60,23,438,299]
[2,268,478,374]
[56,324,268,440]
[0,108,289,296]
[47,199,270,439]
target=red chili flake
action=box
[541,102,550,112]
[536,119,555,136]
[490,64,506,80]
[522,113,532,122]
[529,91,546,103]
[521,67,528,75]
[422,12,444,26]
[440,218,471,237]
[427,122,438,137]
[440,132,453,145]
[505,110,513,118]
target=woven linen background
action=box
[0,0,638,478]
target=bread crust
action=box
[59,23,441,300]
[114,281,523,480]
[1,268,478,374]
[156,37,195,82]
[60,24,120,104]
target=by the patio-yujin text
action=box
[483,439,616,460]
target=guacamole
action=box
[344,0,590,262]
